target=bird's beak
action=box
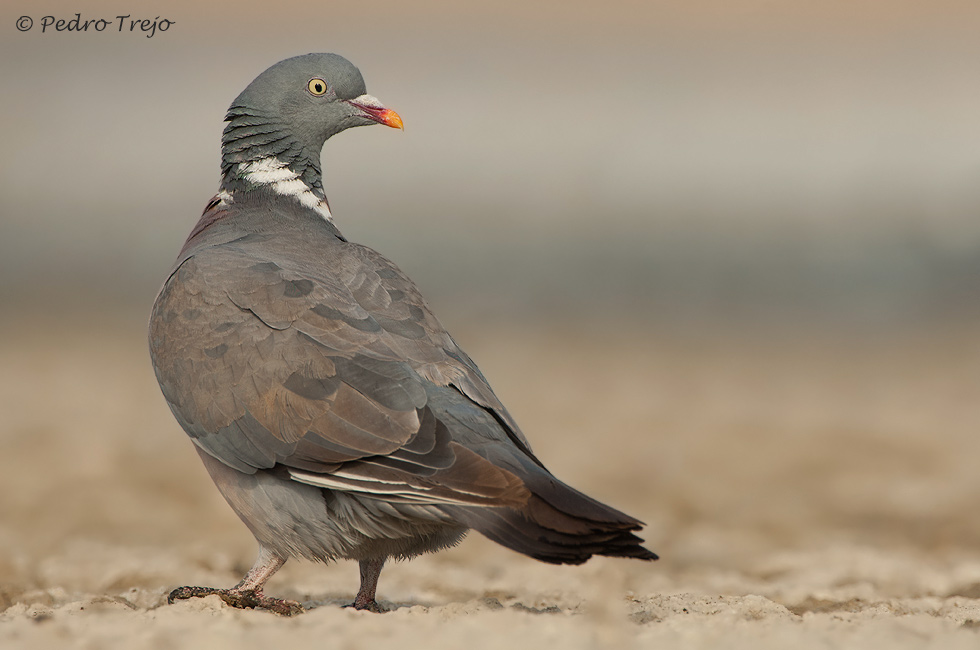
[347,94,404,130]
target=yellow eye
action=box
[308,78,327,96]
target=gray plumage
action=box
[149,53,656,615]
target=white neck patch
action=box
[238,157,332,221]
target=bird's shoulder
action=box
[148,200,533,505]
[149,195,535,472]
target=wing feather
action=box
[149,232,534,508]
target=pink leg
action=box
[234,544,286,591]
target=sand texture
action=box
[2,312,980,649]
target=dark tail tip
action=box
[442,492,659,565]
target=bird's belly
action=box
[195,447,467,562]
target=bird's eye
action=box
[308,78,328,96]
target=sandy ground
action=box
[2,308,980,649]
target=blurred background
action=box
[2,0,980,600]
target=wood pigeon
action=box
[149,53,657,615]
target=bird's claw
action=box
[168,585,304,616]
[344,599,388,613]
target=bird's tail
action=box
[441,471,658,565]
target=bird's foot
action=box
[168,585,304,617]
[344,597,388,613]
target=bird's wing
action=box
[338,243,540,460]
[149,242,528,507]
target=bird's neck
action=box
[218,110,332,221]
[220,154,332,221]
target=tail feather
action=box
[522,472,645,526]
[442,477,659,565]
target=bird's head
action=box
[220,53,402,199]
[228,53,401,144]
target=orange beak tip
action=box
[382,109,404,130]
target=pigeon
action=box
[148,53,657,616]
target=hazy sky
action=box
[2,0,978,322]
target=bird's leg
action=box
[347,558,387,612]
[168,544,304,616]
